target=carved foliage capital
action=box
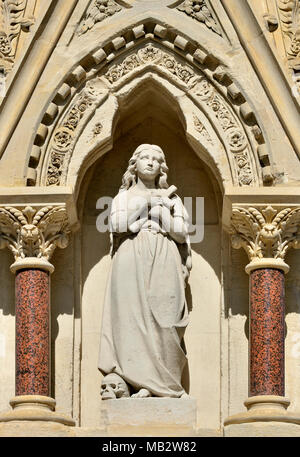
[0,205,70,262]
[230,205,300,262]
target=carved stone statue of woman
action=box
[98,144,192,399]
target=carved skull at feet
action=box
[100,373,130,400]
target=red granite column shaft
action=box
[249,268,285,397]
[15,268,50,397]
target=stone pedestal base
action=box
[0,395,75,426]
[224,395,300,430]
[224,422,300,437]
[101,397,197,436]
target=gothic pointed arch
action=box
[25,19,272,194]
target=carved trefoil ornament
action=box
[231,205,300,263]
[77,0,122,36]
[0,0,34,75]
[0,205,70,261]
[175,0,222,36]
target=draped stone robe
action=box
[98,187,190,397]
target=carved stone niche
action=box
[79,71,222,431]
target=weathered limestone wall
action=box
[285,249,300,414]
[51,241,78,420]
[0,0,299,437]
[227,248,249,417]
[0,250,15,413]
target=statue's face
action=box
[100,374,130,400]
[136,148,162,181]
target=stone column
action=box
[14,262,52,398]
[224,205,300,426]
[248,267,285,399]
[0,205,75,425]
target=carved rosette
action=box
[191,78,254,186]
[175,0,222,36]
[77,0,122,36]
[0,0,34,75]
[46,81,105,186]
[0,205,70,264]
[230,205,300,272]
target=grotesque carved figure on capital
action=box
[99,144,192,400]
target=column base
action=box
[0,396,75,426]
[224,396,300,426]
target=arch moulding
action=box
[25,19,274,198]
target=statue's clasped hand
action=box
[149,189,175,211]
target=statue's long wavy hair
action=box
[116,144,192,283]
[119,144,169,192]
